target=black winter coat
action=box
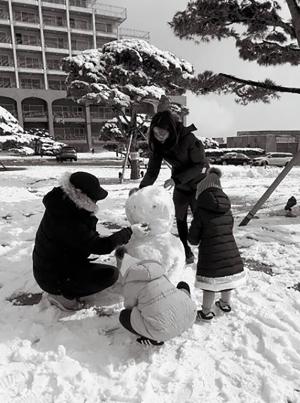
[188,188,243,278]
[140,122,208,192]
[33,187,126,292]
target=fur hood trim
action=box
[60,172,98,213]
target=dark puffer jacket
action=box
[33,187,130,292]
[188,188,243,279]
[140,121,208,192]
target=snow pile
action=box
[0,164,299,401]
[0,107,65,155]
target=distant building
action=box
[0,0,151,151]
[212,137,226,145]
[227,130,300,154]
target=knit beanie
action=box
[70,171,108,201]
[196,167,222,199]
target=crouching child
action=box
[116,247,197,346]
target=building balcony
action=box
[119,28,150,41]
[53,111,85,121]
[0,17,10,25]
[45,46,69,54]
[0,65,15,71]
[47,68,66,75]
[43,24,68,32]
[12,0,39,6]
[70,28,93,36]
[16,44,42,51]
[92,2,126,21]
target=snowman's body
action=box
[125,186,185,284]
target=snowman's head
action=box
[125,186,174,235]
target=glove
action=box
[285,196,297,211]
[112,227,133,246]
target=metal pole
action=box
[239,150,300,226]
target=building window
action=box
[14,11,38,24]
[0,77,11,87]
[0,8,9,19]
[0,55,9,66]
[0,31,11,43]
[16,33,40,46]
[20,78,42,89]
[45,37,65,49]
[48,80,66,90]
[18,56,41,68]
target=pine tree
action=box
[170,0,300,104]
[62,38,194,178]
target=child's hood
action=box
[197,188,231,213]
[121,254,165,283]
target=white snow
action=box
[0,163,300,402]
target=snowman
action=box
[125,185,186,284]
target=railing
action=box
[16,38,41,46]
[53,110,84,118]
[42,0,66,5]
[0,79,14,87]
[18,60,43,69]
[45,39,68,48]
[0,11,9,19]
[0,34,12,43]
[54,129,85,140]
[71,42,93,50]
[92,2,126,20]
[70,20,92,30]
[90,108,114,119]
[0,58,13,67]
[47,60,62,70]
[43,16,67,27]
[119,28,150,41]
[95,23,117,34]
[23,110,48,118]
[48,80,66,90]
[20,80,42,89]
[14,12,40,24]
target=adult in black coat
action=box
[33,171,132,310]
[139,110,209,264]
[188,167,245,320]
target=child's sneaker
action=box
[47,294,85,311]
[196,310,215,321]
[215,300,231,313]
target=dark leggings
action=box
[173,188,197,251]
[41,262,119,299]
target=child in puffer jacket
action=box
[116,247,197,346]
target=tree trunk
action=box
[130,151,140,180]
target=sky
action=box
[107,0,300,139]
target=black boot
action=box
[176,220,194,264]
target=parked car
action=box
[220,152,251,165]
[205,149,225,164]
[56,146,77,162]
[252,152,293,167]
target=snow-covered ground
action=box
[0,163,299,403]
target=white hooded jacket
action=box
[121,255,197,341]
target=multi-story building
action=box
[0,0,150,150]
[227,130,300,154]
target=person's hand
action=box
[114,227,133,245]
[164,178,175,190]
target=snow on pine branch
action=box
[63,39,196,107]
